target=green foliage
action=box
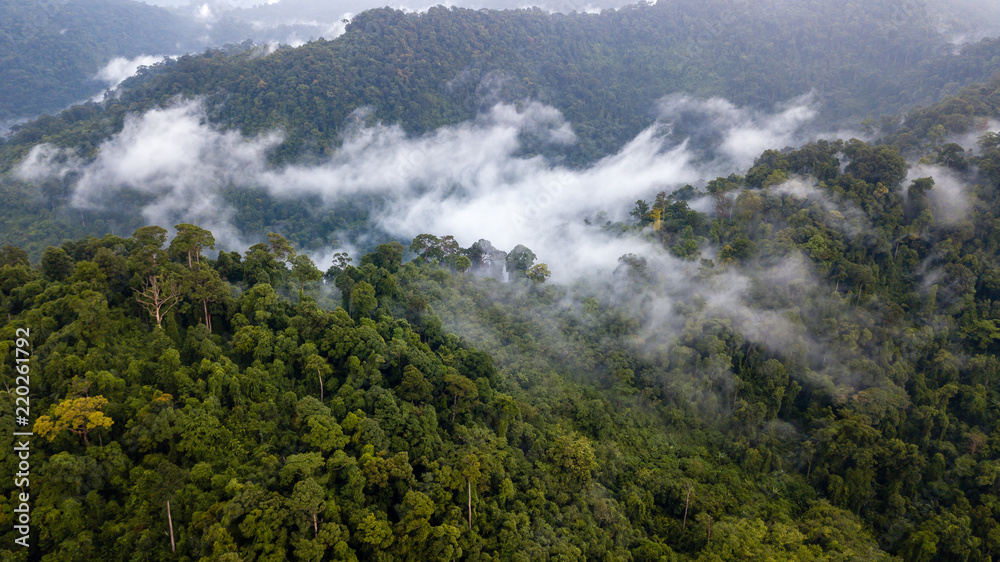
[4,4,1000,558]
[2,199,999,559]
[0,0,201,121]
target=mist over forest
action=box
[4,0,1000,560]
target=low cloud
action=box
[12,94,839,280]
[768,177,873,237]
[656,92,820,167]
[16,99,281,248]
[94,55,172,91]
[906,163,971,225]
[10,92,877,401]
[11,98,680,274]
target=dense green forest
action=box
[4,0,1000,165]
[3,74,1000,558]
[4,0,1000,559]
[0,0,205,123]
[4,0,1000,260]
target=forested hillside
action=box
[4,0,1000,559]
[4,1,1000,260]
[0,0,204,124]
[4,0,1000,165]
[3,74,1000,557]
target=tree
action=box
[129,226,169,277]
[630,199,650,222]
[187,267,229,333]
[350,281,377,319]
[289,478,326,539]
[935,143,968,171]
[399,365,432,403]
[0,245,29,267]
[505,245,536,280]
[244,243,282,286]
[526,263,551,283]
[360,242,404,273]
[358,512,394,550]
[135,275,181,329]
[549,432,597,492]
[410,234,441,261]
[326,252,353,280]
[41,247,74,281]
[34,396,114,446]
[290,254,323,294]
[447,254,472,274]
[843,139,907,188]
[169,224,215,269]
[438,235,461,258]
[465,239,497,269]
[132,226,168,249]
[443,370,478,422]
[394,490,435,552]
[267,232,296,263]
[303,351,332,401]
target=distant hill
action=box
[0,0,202,123]
[5,0,1000,163]
[2,0,1000,256]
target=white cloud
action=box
[15,94,832,281]
[656,92,820,167]
[906,163,970,225]
[768,177,873,237]
[94,55,171,90]
[32,100,283,248]
[12,92,881,394]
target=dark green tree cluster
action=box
[4,1,1000,261]
[0,0,203,122]
[4,0,1000,168]
[0,223,902,560]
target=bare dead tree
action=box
[135,275,180,329]
[167,500,176,553]
[681,483,694,536]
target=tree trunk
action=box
[452,394,459,423]
[167,500,176,553]
[681,486,693,536]
[203,298,211,333]
[312,508,318,538]
[318,369,324,402]
[467,478,472,530]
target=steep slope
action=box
[2,1,1000,265]
[0,0,202,123]
[5,0,1000,164]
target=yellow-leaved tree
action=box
[34,396,113,447]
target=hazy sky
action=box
[137,0,1000,33]
[138,0,630,18]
